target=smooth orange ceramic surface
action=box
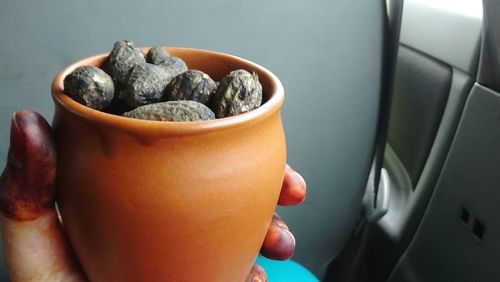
[51,48,286,282]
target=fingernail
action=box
[272,214,289,230]
[9,112,27,162]
[282,228,296,248]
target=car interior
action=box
[0,0,498,281]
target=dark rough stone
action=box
[107,40,146,85]
[159,56,188,77]
[145,46,187,77]
[165,70,217,105]
[146,46,171,65]
[211,69,263,118]
[120,63,173,109]
[63,66,115,110]
[123,100,215,121]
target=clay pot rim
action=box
[51,47,284,135]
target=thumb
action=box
[1,212,85,282]
[0,111,84,281]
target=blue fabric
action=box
[256,256,319,282]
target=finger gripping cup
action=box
[51,47,286,282]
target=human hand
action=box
[0,110,307,282]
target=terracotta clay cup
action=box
[51,48,286,282]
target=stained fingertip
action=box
[260,222,296,260]
[0,111,56,221]
[278,168,307,206]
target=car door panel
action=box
[388,0,500,280]
[388,84,500,282]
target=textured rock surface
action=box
[107,40,146,85]
[212,69,262,118]
[120,63,172,109]
[123,100,215,121]
[63,66,115,110]
[165,70,217,105]
[146,46,171,65]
